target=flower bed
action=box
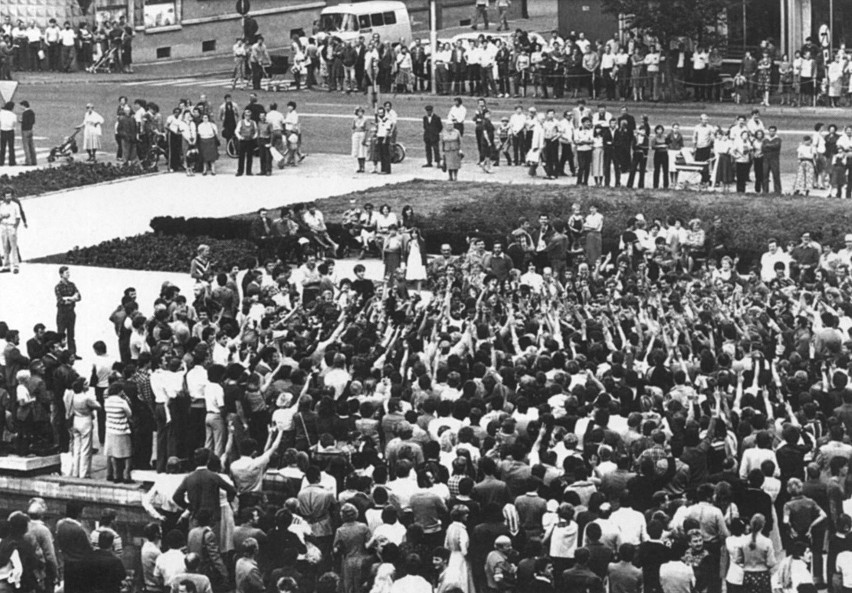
[6,162,150,197]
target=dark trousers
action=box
[544,139,559,177]
[763,156,781,193]
[513,132,525,165]
[48,42,60,70]
[425,139,440,165]
[378,137,391,173]
[28,42,41,70]
[577,150,592,185]
[695,146,712,182]
[753,157,764,192]
[250,62,264,90]
[237,139,255,174]
[0,130,15,165]
[258,137,271,174]
[189,406,206,454]
[735,161,750,193]
[168,131,183,170]
[559,143,575,175]
[603,148,615,186]
[627,152,647,188]
[94,387,106,446]
[132,424,153,471]
[653,150,669,188]
[56,307,76,355]
[155,403,169,473]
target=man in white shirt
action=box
[447,97,467,135]
[520,262,544,293]
[44,19,61,71]
[592,104,611,128]
[0,102,16,166]
[59,22,77,72]
[557,111,575,176]
[760,238,792,282]
[266,103,285,150]
[644,45,661,100]
[0,187,22,273]
[25,21,42,71]
[610,495,648,545]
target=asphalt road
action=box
[13,75,847,177]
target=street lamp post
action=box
[430,0,438,95]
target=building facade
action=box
[557,0,850,59]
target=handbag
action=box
[441,157,447,172]
[526,147,541,165]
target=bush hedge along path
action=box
[36,179,852,271]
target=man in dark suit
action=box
[173,448,237,537]
[422,105,443,168]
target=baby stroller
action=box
[87,46,118,74]
[47,129,79,163]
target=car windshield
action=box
[319,13,358,32]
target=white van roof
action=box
[322,1,407,14]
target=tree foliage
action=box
[601,0,734,47]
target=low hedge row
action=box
[7,161,149,197]
[149,182,852,266]
[35,234,257,273]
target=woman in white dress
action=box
[351,107,367,173]
[78,103,104,162]
[405,227,428,291]
[443,505,475,593]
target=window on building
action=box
[726,0,781,57]
[144,0,180,29]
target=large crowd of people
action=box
[4,192,852,593]
[0,16,134,75]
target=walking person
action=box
[235,109,258,176]
[55,266,81,359]
[73,102,99,151]
[19,100,35,166]
[0,186,22,274]
[0,101,17,166]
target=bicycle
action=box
[391,142,406,164]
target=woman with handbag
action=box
[196,113,219,175]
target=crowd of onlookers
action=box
[0,16,135,75]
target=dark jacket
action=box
[173,467,237,522]
[423,113,443,143]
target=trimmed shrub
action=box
[2,161,149,197]
[34,234,257,273]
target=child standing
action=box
[794,135,816,196]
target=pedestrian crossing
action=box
[121,76,237,89]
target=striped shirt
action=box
[104,395,132,435]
